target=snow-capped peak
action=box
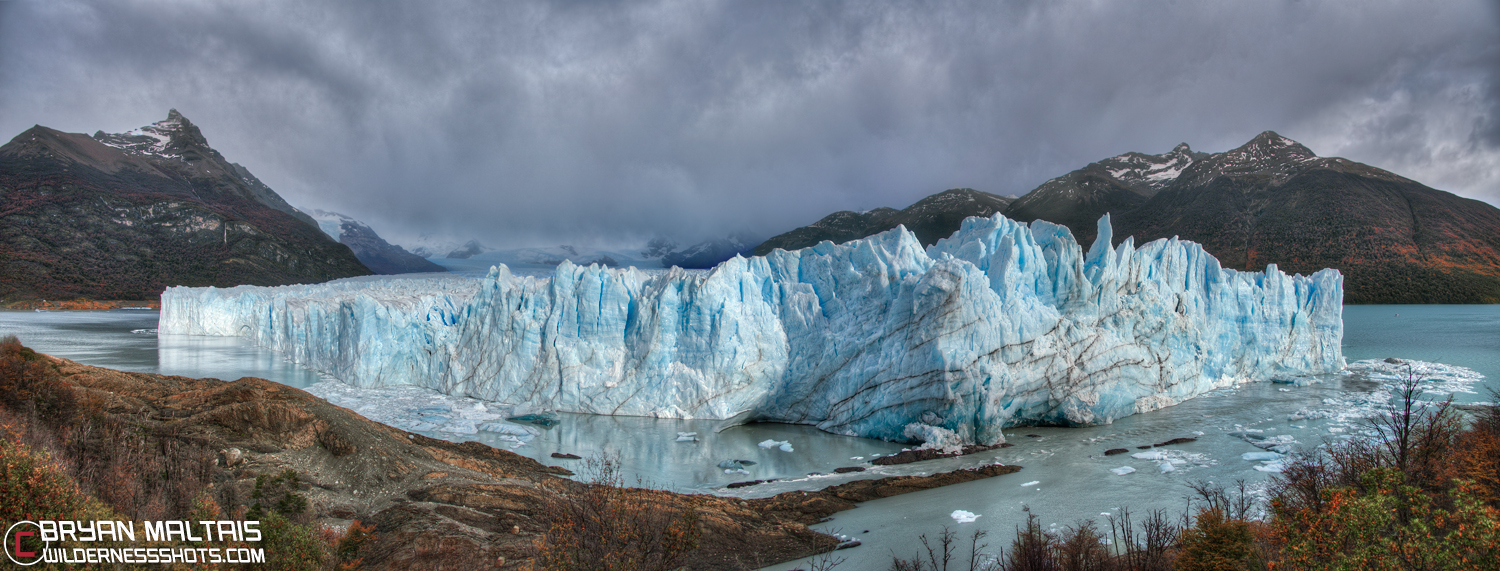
[1097,143,1200,192]
[92,109,202,159]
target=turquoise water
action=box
[1341,305,1500,400]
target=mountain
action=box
[659,232,762,269]
[311,210,445,275]
[751,188,1014,256]
[1106,132,1500,303]
[421,243,650,275]
[1003,143,1205,246]
[0,110,371,301]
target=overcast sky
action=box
[3,0,1498,249]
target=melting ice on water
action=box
[161,213,1344,445]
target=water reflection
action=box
[472,413,907,492]
[157,334,324,388]
[0,310,324,388]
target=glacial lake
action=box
[1,304,1496,570]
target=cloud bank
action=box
[3,0,1497,248]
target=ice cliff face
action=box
[160,214,1344,445]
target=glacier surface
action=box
[159,214,1344,445]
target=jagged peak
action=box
[1234,131,1316,158]
[92,109,211,157]
[1171,142,1192,154]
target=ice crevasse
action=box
[159,214,1344,445]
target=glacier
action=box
[159,214,1344,445]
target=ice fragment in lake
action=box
[478,422,538,437]
[1110,466,1136,475]
[950,510,981,523]
[1254,460,1288,473]
[1021,481,1040,487]
[759,439,794,452]
[161,213,1344,445]
[676,432,699,442]
[1241,451,1283,461]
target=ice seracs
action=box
[160,213,1344,446]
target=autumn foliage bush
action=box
[528,454,701,571]
[0,337,375,570]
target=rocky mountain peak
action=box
[91,109,212,159]
[1234,131,1316,160]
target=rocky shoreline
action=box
[24,354,1024,570]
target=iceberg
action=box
[951,510,981,523]
[160,213,1344,445]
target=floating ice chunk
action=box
[1250,435,1296,449]
[1159,462,1175,473]
[759,439,794,452]
[950,510,981,523]
[1110,466,1136,475]
[676,432,699,442]
[1254,460,1287,473]
[1132,451,1168,460]
[1021,481,1040,487]
[478,422,538,437]
[1241,451,1283,461]
[439,419,478,434]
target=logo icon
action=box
[4,521,46,566]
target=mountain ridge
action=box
[752,188,1014,256]
[311,210,446,275]
[0,110,372,301]
[752,132,1500,303]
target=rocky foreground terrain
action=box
[4,344,1021,570]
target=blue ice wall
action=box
[161,214,1343,444]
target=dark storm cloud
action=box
[3,0,1498,249]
